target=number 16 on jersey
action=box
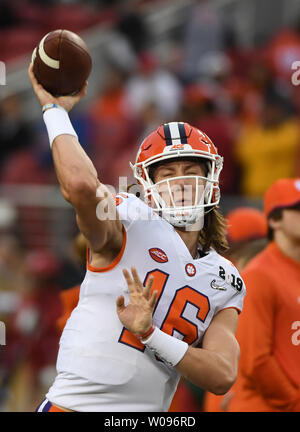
[118,269,210,351]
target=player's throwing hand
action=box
[116,267,157,338]
[28,63,88,112]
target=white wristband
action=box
[142,327,188,367]
[43,107,78,148]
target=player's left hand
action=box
[116,267,157,337]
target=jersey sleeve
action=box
[214,258,246,315]
[114,192,154,231]
[236,267,300,409]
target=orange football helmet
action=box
[130,122,223,227]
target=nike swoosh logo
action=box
[210,280,227,291]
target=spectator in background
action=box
[89,64,138,185]
[225,207,268,270]
[116,0,150,54]
[226,207,268,245]
[181,0,224,83]
[125,51,183,122]
[224,29,256,80]
[263,21,300,84]
[226,58,274,128]
[0,205,22,346]
[181,84,238,194]
[234,92,300,197]
[0,92,56,188]
[0,94,33,175]
[4,249,62,411]
[0,93,56,186]
[169,378,205,413]
[202,206,268,412]
[0,234,25,411]
[227,179,300,412]
[137,101,162,138]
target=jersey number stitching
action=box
[118,269,210,351]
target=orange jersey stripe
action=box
[48,404,69,412]
[87,225,126,273]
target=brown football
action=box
[31,29,92,96]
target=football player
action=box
[28,64,246,413]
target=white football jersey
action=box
[46,194,245,412]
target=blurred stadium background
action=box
[0,0,300,412]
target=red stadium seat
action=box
[0,2,118,64]
[0,26,43,63]
[44,4,101,34]
[13,1,47,27]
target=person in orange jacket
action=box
[203,206,268,412]
[227,179,300,411]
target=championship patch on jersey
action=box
[149,248,168,263]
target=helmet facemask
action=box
[131,151,223,228]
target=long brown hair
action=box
[199,207,229,254]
